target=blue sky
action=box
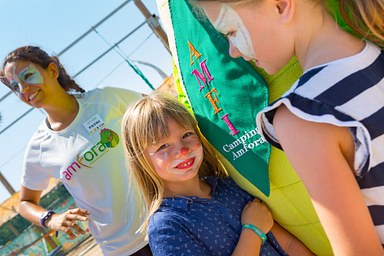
[0,0,173,204]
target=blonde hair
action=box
[191,0,384,47]
[339,0,384,47]
[121,92,227,230]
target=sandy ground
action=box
[65,236,103,256]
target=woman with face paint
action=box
[195,0,384,254]
[0,46,152,256]
[122,92,314,256]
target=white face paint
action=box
[6,62,45,99]
[212,3,256,59]
[8,66,24,98]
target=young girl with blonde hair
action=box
[122,92,314,256]
[195,0,384,254]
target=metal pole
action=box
[0,171,16,195]
[0,91,12,103]
[73,21,146,78]
[0,108,34,136]
[57,0,133,57]
[134,0,171,54]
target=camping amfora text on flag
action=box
[169,0,272,196]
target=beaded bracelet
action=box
[242,223,267,244]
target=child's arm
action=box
[231,198,274,256]
[270,223,314,256]
[274,105,384,255]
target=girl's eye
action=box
[158,144,169,151]
[183,132,193,139]
[226,31,235,37]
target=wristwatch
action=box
[40,210,55,228]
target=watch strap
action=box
[40,210,55,228]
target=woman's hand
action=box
[46,208,90,239]
[241,198,273,234]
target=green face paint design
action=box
[7,63,44,97]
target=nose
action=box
[180,147,189,156]
[228,39,243,59]
[19,81,29,93]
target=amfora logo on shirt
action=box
[64,128,120,180]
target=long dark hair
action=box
[0,46,85,93]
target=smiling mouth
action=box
[175,157,195,169]
[28,90,39,101]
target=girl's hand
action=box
[241,198,273,234]
[46,208,90,239]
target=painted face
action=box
[212,3,256,59]
[145,119,203,184]
[3,60,60,108]
[203,1,293,75]
[6,62,44,98]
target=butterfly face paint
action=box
[7,63,44,97]
[212,3,256,59]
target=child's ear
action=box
[275,0,294,24]
[48,62,59,79]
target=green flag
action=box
[169,0,271,196]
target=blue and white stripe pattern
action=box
[256,41,384,244]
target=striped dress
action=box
[256,41,384,245]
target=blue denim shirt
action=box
[148,176,288,256]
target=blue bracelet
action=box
[242,223,267,244]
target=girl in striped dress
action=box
[196,0,384,254]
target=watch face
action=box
[41,211,50,218]
[41,211,54,228]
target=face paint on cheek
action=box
[189,135,201,148]
[229,31,256,59]
[213,4,256,59]
[193,146,203,169]
[8,66,24,97]
[212,3,235,34]
[164,152,169,159]
[166,146,203,175]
